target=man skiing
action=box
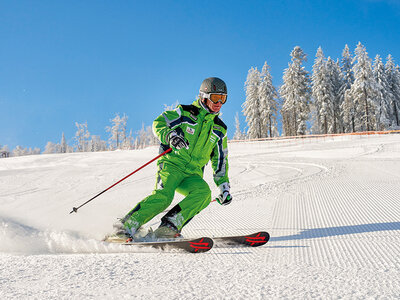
[113,77,232,240]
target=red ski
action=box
[106,237,213,253]
[213,231,270,247]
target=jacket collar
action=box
[193,98,220,117]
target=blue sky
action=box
[1,0,400,150]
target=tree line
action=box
[237,42,400,139]
[0,113,159,157]
[1,102,181,157]
[3,42,400,157]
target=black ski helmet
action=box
[199,77,228,96]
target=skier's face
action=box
[205,99,223,113]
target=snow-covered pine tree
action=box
[74,122,90,152]
[385,55,400,127]
[259,61,279,137]
[89,135,107,152]
[311,47,324,134]
[30,147,41,155]
[146,125,158,146]
[135,123,148,149]
[133,136,139,150]
[327,57,342,133]
[106,113,128,150]
[233,112,245,140]
[120,129,133,150]
[280,46,311,136]
[373,55,392,130]
[311,49,342,134]
[339,45,355,133]
[43,142,60,154]
[242,67,262,139]
[60,132,67,153]
[343,89,356,132]
[312,47,332,134]
[347,42,379,132]
[12,146,27,156]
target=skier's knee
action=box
[150,189,174,206]
[198,185,211,205]
[192,183,211,201]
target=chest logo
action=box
[210,135,217,143]
[186,127,195,135]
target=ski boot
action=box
[153,224,182,240]
[105,220,138,243]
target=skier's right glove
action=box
[216,182,232,206]
[167,130,189,150]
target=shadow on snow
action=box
[271,222,400,242]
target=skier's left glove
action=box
[216,182,232,206]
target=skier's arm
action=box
[211,132,230,187]
[152,107,183,144]
[211,134,231,205]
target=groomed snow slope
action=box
[1,134,400,299]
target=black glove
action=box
[216,183,232,205]
[167,130,189,150]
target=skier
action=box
[113,77,232,240]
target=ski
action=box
[105,236,213,253]
[213,231,270,247]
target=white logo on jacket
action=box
[186,127,195,135]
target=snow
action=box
[1,134,400,298]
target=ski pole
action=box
[69,148,172,214]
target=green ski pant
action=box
[122,162,211,232]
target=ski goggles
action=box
[202,93,228,104]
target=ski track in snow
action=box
[1,135,400,299]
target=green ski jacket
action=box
[153,99,229,187]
